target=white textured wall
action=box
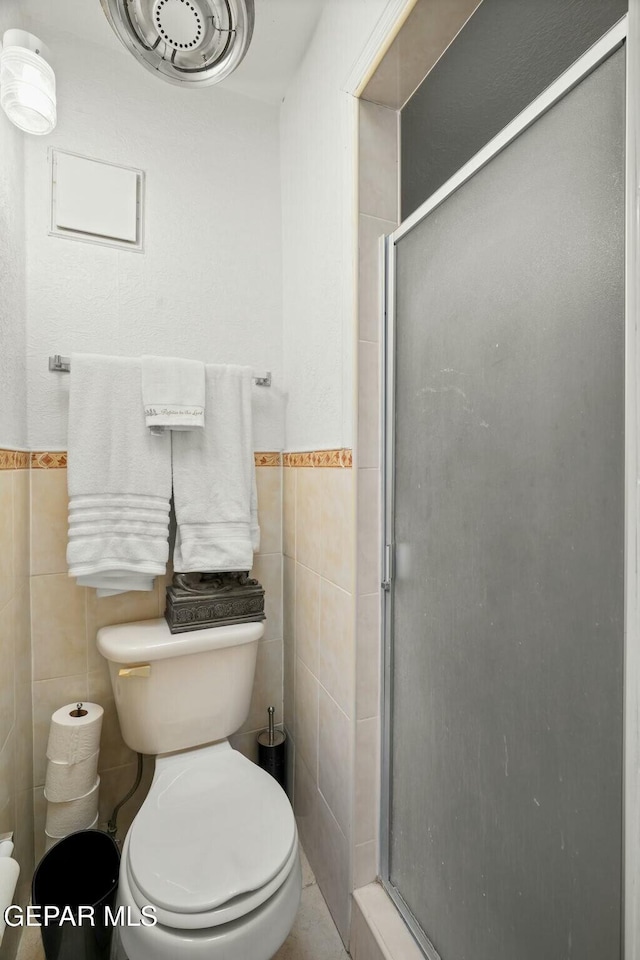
[0,1,27,449]
[10,0,392,453]
[280,0,391,451]
[22,20,283,450]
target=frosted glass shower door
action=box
[384,43,625,960]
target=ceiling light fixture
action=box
[0,30,56,136]
[100,0,254,88]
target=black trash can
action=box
[32,830,120,960]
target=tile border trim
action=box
[4,448,353,469]
[253,452,282,467]
[283,449,353,468]
[0,449,30,470]
[31,452,68,470]
[9,451,284,469]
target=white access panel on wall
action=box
[50,150,144,251]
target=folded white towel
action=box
[77,575,156,597]
[67,354,172,594]
[141,355,205,433]
[172,365,259,572]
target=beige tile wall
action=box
[279,102,398,954]
[0,460,34,960]
[282,458,355,943]
[29,460,283,861]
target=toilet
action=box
[96,617,301,960]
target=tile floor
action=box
[273,846,349,960]
[15,845,349,960]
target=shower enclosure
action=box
[381,17,637,960]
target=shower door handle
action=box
[382,543,394,591]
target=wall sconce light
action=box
[0,30,56,136]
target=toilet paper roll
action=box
[44,814,98,852]
[45,778,100,837]
[0,857,20,946]
[44,834,57,853]
[44,750,100,803]
[46,702,103,765]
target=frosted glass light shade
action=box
[1,30,56,135]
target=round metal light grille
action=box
[100,0,254,87]
[153,0,205,51]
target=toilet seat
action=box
[126,742,297,929]
[126,834,298,929]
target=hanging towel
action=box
[67,354,172,594]
[141,355,205,433]
[172,364,259,572]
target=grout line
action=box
[317,678,351,723]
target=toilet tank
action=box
[96,618,264,755]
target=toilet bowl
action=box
[97,618,301,960]
[115,849,301,960]
[113,743,300,960]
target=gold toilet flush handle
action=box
[118,664,151,679]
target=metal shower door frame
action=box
[379,11,640,958]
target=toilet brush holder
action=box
[257,707,286,789]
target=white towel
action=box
[141,355,205,433]
[67,354,172,594]
[172,365,259,572]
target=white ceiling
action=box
[22,0,325,104]
[227,0,324,103]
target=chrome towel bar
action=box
[48,355,271,387]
